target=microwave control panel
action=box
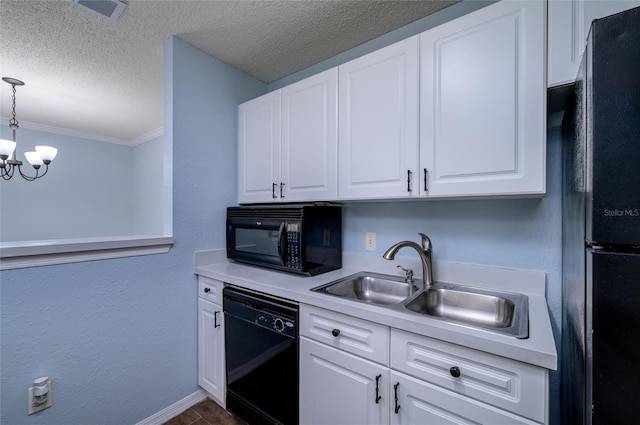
[285,222,301,269]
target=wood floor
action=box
[163,399,244,425]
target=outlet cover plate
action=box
[365,232,376,251]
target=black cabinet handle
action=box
[204,287,211,293]
[407,170,412,192]
[449,366,461,378]
[423,168,429,192]
[331,328,340,337]
[280,182,285,198]
[214,311,220,328]
[394,382,400,414]
[272,183,277,199]
[375,374,382,404]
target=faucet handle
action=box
[418,233,432,258]
[418,233,431,250]
[397,265,414,283]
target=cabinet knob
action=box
[449,366,461,378]
[204,287,211,293]
[331,328,340,337]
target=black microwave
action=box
[226,204,342,276]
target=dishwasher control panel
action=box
[223,286,298,338]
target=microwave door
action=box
[231,220,286,267]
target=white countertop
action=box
[195,250,557,370]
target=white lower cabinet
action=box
[300,337,388,425]
[391,329,548,423]
[300,304,549,424]
[197,277,225,406]
[390,370,538,425]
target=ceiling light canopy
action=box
[1,77,58,181]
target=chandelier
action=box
[1,77,58,181]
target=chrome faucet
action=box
[383,233,433,288]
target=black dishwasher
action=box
[224,286,299,425]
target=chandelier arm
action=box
[17,164,40,181]
[1,165,14,180]
[37,163,50,178]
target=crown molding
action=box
[0,117,163,146]
[131,127,164,146]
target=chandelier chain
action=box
[9,84,18,127]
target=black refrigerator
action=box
[561,6,640,425]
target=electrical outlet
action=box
[27,381,52,415]
[365,232,376,251]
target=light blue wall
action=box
[0,37,265,424]
[0,127,168,240]
[0,127,134,241]
[132,135,164,235]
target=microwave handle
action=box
[277,222,287,264]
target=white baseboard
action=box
[136,389,208,425]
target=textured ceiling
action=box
[0,0,457,143]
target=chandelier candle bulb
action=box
[24,152,44,167]
[35,146,58,163]
[0,139,16,159]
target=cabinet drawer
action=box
[390,370,538,425]
[300,304,389,365]
[198,276,224,304]
[391,329,547,423]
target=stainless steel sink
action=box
[311,272,529,338]
[311,271,419,305]
[403,284,529,338]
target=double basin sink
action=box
[311,271,529,338]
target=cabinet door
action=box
[198,298,225,406]
[548,0,640,87]
[338,36,419,200]
[420,1,545,197]
[238,91,281,203]
[390,371,538,425]
[281,68,338,202]
[300,337,388,425]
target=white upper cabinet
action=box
[338,36,420,200]
[239,0,548,202]
[281,69,338,202]
[548,0,640,87]
[238,69,337,203]
[420,0,546,197]
[238,91,281,203]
